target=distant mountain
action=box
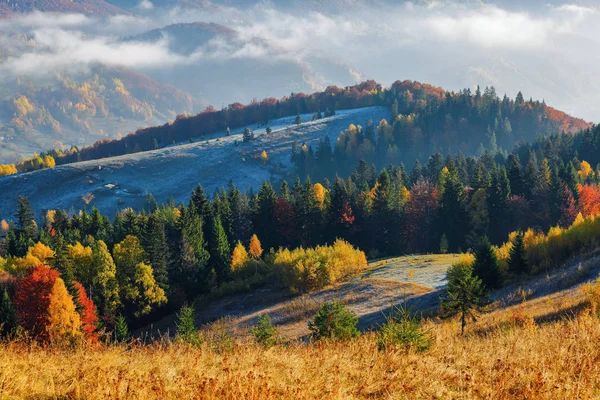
[0,66,195,163]
[126,22,362,110]
[124,22,236,54]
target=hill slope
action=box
[0,106,389,219]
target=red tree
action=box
[14,265,59,341]
[73,282,99,343]
[559,184,578,228]
[578,184,600,217]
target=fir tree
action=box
[295,113,302,125]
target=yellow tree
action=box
[47,277,82,345]
[231,241,249,271]
[260,150,268,164]
[113,236,166,317]
[28,242,55,265]
[68,242,94,286]
[579,160,594,182]
[313,183,327,209]
[249,234,263,259]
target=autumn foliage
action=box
[14,265,59,341]
[74,282,99,343]
[272,239,368,293]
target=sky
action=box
[1,1,600,121]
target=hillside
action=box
[0,67,196,163]
[0,106,389,219]
[141,254,458,340]
[3,251,600,399]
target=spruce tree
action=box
[209,214,231,284]
[177,205,211,296]
[144,214,170,292]
[371,169,392,253]
[254,181,277,250]
[472,237,502,289]
[508,231,529,275]
[295,113,302,125]
[190,184,211,223]
[176,304,201,345]
[16,195,36,241]
[436,167,469,252]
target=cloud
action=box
[0,28,191,76]
[138,0,155,10]
[1,2,600,120]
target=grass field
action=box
[365,254,459,288]
[1,287,598,399]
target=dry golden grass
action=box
[2,295,600,400]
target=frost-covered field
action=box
[0,107,389,219]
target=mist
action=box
[1,2,600,121]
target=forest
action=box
[1,80,586,177]
[2,112,600,337]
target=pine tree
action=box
[472,237,501,289]
[508,231,529,275]
[295,113,302,125]
[209,215,231,284]
[0,288,16,337]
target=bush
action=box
[308,301,360,341]
[272,240,368,293]
[249,314,279,348]
[377,303,433,352]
